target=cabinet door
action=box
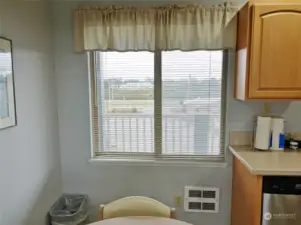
[249,4,301,99]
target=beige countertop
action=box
[229,146,301,176]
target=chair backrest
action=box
[99,196,176,220]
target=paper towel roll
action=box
[270,117,284,151]
[255,116,272,150]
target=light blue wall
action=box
[0,1,61,225]
[51,1,301,225]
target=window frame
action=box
[88,50,228,162]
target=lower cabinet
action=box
[231,157,262,225]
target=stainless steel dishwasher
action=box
[262,176,301,225]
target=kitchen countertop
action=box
[229,146,301,176]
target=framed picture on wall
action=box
[0,37,16,130]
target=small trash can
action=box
[50,194,88,225]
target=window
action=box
[89,50,226,161]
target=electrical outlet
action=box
[174,196,182,207]
[263,103,271,115]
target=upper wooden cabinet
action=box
[235,2,301,100]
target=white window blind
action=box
[162,51,223,157]
[91,50,225,160]
[94,52,155,154]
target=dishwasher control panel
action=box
[263,176,301,195]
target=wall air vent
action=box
[184,186,219,213]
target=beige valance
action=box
[74,3,238,52]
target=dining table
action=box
[87,217,194,225]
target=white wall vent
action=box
[184,186,219,213]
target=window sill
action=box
[89,157,227,167]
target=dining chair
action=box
[99,196,176,220]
